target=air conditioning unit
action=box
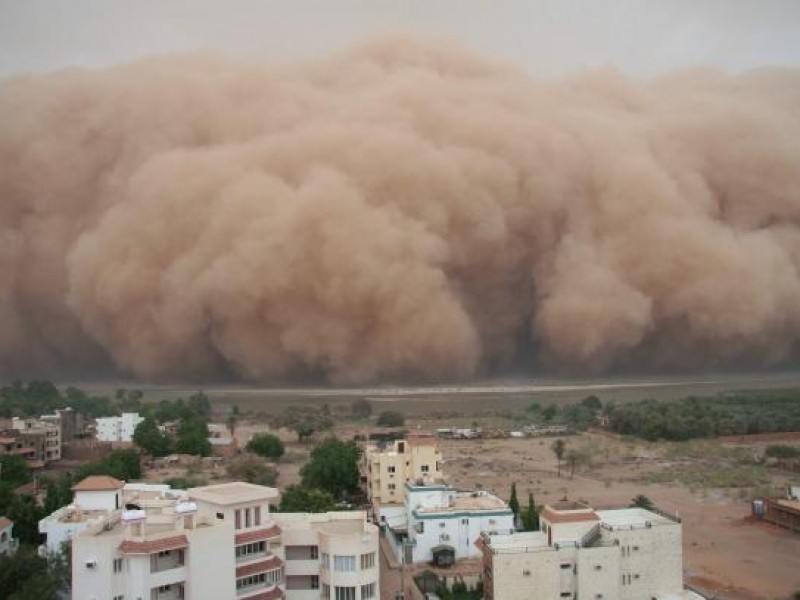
[85,559,97,569]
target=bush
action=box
[765,444,800,459]
[246,433,285,459]
[277,485,337,513]
[376,410,405,427]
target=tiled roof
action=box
[234,525,281,544]
[72,475,125,491]
[0,517,12,530]
[539,507,599,524]
[241,587,284,600]
[118,535,188,554]
[235,555,283,577]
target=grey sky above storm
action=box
[2,2,800,384]
[1,1,800,79]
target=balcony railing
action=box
[151,551,185,573]
[150,583,185,600]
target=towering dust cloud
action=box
[2,37,800,383]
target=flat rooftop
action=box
[189,482,278,505]
[484,531,548,551]
[596,508,676,528]
[415,492,509,515]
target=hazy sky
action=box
[1,0,799,79]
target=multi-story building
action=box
[0,516,18,556]
[95,413,144,443]
[0,429,37,462]
[381,482,514,565]
[361,434,443,506]
[479,501,696,600]
[41,407,91,441]
[65,478,380,600]
[275,511,380,600]
[12,416,62,462]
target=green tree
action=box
[279,407,333,442]
[278,485,337,513]
[350,399,373,420]
[551,439,566,478]
[508,482,520,520]
[521,493,539,531]
[76,449,142,481]
[246,433,285,459]
[175,416,211,456]
[376,410,405,427]
[188,392,211,418]
[630,494,655,512]
[0,548,63,600]
[133,417,171,457]
[542,404,558,421]
[0,455,31,486]
[300,438,360,498]
[7,494,45,545]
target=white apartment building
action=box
[66,479,379,600]
[0,516,18,555]
[95,413,144,443]
[480,501,697,600]
[274,512,380,600]
[11,416,61,462]
[361,435,443,506]
[381,483,514,565]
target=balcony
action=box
[150,549,185,573]
[150,582,185,600]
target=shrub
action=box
[376,410,405,427]
[246,433,285,459]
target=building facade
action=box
[11,416,62,462]
[95,413,144,443]
[480,501,690,600]
[275,511,380,600]
[380,483,514,565]
[65,479,379,600]
[361,435,443,506]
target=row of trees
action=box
[608,391,800,441]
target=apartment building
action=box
[95,413,144,443]
[361,434,443,506]
[65,479,379,600]
[12,416,62,462]
[274,511,380,600]
[381,482,514,565]
[480,501,696,600]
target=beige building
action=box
[481,501,696,600]
[67,479,379,600]
[361,435,443,505]
[275,511,380,600]
[11,416,62,463]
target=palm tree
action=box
[551,439,566,477]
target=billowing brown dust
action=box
[2,37,800,383]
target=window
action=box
[235,541,266,559]
[310,545,319,559]
[421,465,429,473]
[461,518,468,525]
[523,570,531,576]
[216,512,224,520]
[334,555,356,572]
[361,582,376,599]
[560,594,572,598]
[594,565,602,571]
[113,596,124,600]
[113,557,123,573]
[322,584,331,599]
[254,506,261,526]
[560,563,572,570]
[321,552,330,569]
[311,575,319,590]
[388,466,396,473]
[360,552,376,570]
[439,522,446,528]
[245,508,252,528]
[235,509,242,529]
[334,586,356,600]
[632,545,639,551]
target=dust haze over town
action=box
[2,1,800,387]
